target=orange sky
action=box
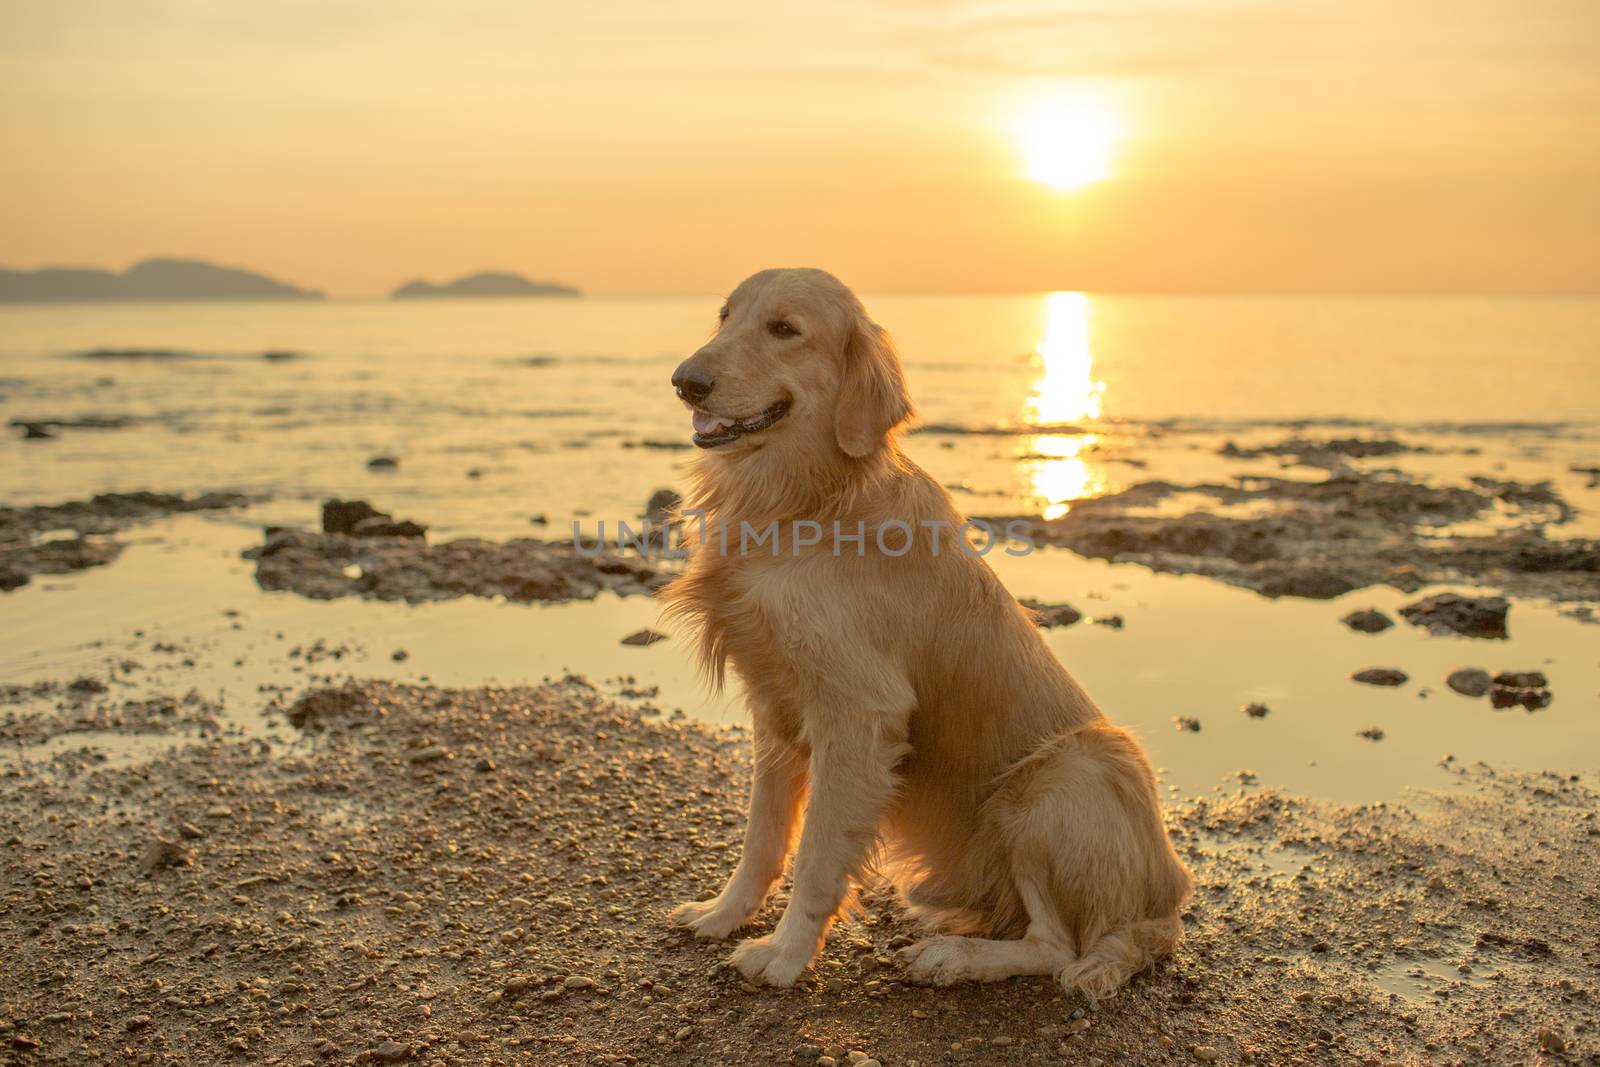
[2,1,1597,297]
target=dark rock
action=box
[1357,726,1385,741]
[245,526,662,605]
[1093,614,1125,629]
[1174,716,1201,732]
[620,629,667,647]
[1492,670,1547,689]
[322,499,384,534]
[981,467,1599,606]
[1250,567,1360,599]
[366,455,400,471]
[20,422,57,439]
[1220,436,1414,468]
[1,492,254,586]
[0,536,124,589]
[1445,668,1492,697]
[1342,608,1394,633]
[370,1041,413,1062]
[1353,668,1408,686]
[1398,593,1509,639]
[1490,685,1552,711]
[351,516,428,539]
[646,488,682,524]
[1243,702,1270,718]
[1020,599,1082,628]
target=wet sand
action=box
[1,678,1595,1066]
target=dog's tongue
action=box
[692,411,735,435]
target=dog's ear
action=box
[835,316,913,458]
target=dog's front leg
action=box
[728,714,908,987]
[670,729,806,939]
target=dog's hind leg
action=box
[897,860,1075,985]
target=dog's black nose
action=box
[672,362,715,405]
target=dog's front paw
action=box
[896,936,973,986]
[728,934,814,987]
[668,897,756,941]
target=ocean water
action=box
[2,294,1597,802]
[3,294,1598,527]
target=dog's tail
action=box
[1056,912,1182,1002]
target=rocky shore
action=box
[1,678,1594,1066]
[243,500,664,604]
[985,452,1598,602]
[0,491,252,591]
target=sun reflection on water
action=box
[1024,292,1106,519]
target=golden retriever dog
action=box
[662,268,1192,998]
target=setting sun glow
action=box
[1015,98,1118,191]
[1024,292,1107,519]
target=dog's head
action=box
[671,268,912,459]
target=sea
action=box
[2,294,1597,802]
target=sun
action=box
[1014,98,1118,191]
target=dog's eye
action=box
[767,320,799,339]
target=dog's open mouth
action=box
[689,397,791,449]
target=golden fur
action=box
[663,268,1192,997]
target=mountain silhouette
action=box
[391,271,580,299]
[0,257,324,302]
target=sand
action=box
[1,678,1594,1066]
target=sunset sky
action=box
[3,1,1597,297]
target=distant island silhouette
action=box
[391,271,580,299]
[0,257,324,302]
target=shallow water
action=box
[2,295,1597,802]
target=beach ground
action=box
[1,678,1594,1067]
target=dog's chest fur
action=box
[671,547,837,746]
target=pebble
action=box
[1445,668,1492,697]
[620,629,667,647]
[1243,702,1270,718]
[371,1040,411,1062]
[1191,1046,1219,1063]
[1358,726,1385,741]
[139,838,194,874]
[1352,668,1407,686]
[1341,609,1394,633]
[1174,716,1201,732]
[563,975,597,990]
